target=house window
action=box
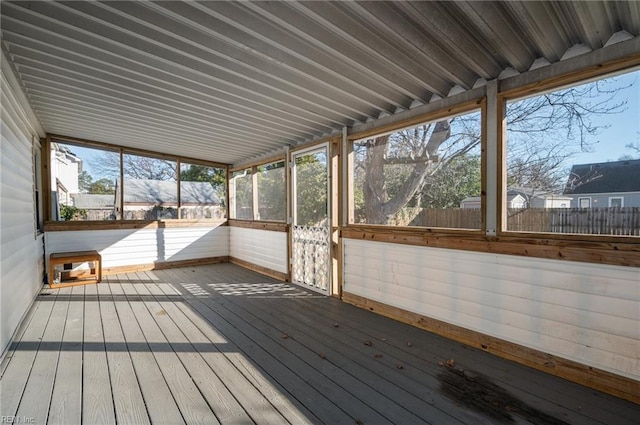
[609,197,623,208]
[504,67,639,236]
[179,162,226,219]
[578,197,592,208]
[349,108,482,229]
[50,141,119,221]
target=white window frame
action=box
[608,196,624,208]
[578,197,591,208]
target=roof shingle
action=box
[563,159,640,194]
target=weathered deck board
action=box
[149,277,317,425]
[174,268,478,425]
[140,276,289,425]
[119,276,220,425]
[280,279,640,424]
[164,266,467,425]
[107,279,186,425]
[0,289,58,418]
[2,263,638,425]
[15,287,70,424]
[257,283,591,420]
[130,276,255,425]
[156,268,347,425]
[164,263,640,425]
[48,285,84,425]
[97,282,151,425]
[82,283,116,425]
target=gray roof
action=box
[460,196,481,204]
[564,160,640,195]
[122,179,220,205]
[71,194,115,209]
[180,181,222,205]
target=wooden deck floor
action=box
[1,263,638,425]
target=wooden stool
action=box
[49,250,102,288]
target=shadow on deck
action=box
[1,263,637,425]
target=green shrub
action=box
[60,204,87,221]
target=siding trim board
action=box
[342,227,640,268]
[228,219,288,232]
[102,256,229,276]
[44,219,227,232]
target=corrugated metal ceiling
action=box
[2,1,639,165]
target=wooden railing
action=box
[410,208,481,229]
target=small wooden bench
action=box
[49,250,102,288]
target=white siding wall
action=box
[230,227,288,274]
[46,225,229,270]
[1,62,44,354]
[343,238,640,381]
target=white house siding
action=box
[230,227,288,274]
[0,65,44,355]
[50,147,80,195]
[343,238,640,381]
[569,192,640,208]
[45,225,229,270]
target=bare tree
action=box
[356,76,629,225]
[356,112,481,224]
[91,152,177,181]
[506,80,626,191]
[622,135,640,159]
[361,120,468,223]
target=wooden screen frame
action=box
[43,133,228,231]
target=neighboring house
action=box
[459,196,481,209]
[71,194,117,220]
[115,179,223,219]
[460,189,571,209]
[563,159,640,208]
[50,143,82,207]
[507,191,527,209]
[530,194,573,208]
[507,188,572,209]
[460,193,527,209]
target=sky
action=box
[62,144,111,180]
[568,69,639,165]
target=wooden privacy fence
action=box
[544,207,640,235]
[409,208,481,229]
[410,207,640,235]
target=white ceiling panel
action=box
[2,1,639,164]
